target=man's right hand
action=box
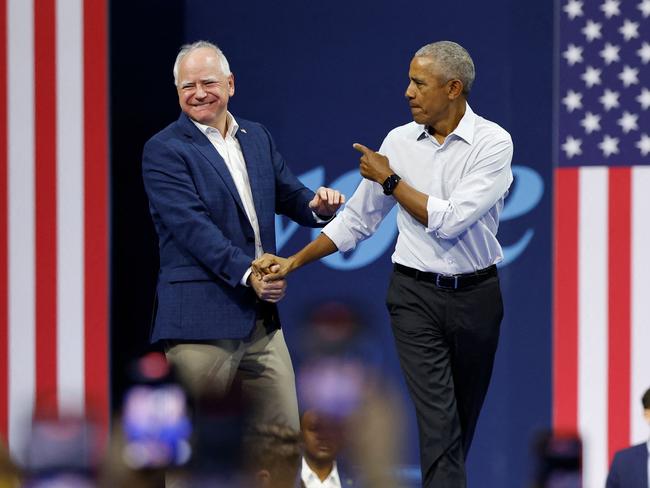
[248,269,287,303]
[252,253,294,281]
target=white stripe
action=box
[631,166,650,444]
[7,0,35,460]
[56,0,85,416]
[578,167,609,488]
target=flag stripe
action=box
[0,0,7,443]
[56,0,84,416]
[578,167,608,488]
[607,168,631,461]
[631,167,650,443]
[83,0,109,427]
[8,0,35,457]
[553,167,579,432]
[2,0,108,454]
[34,0,58,417]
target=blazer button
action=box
[246,236,255,243]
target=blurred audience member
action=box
[296,346,404,486]
[0,441,20,488]
[293,301,383,370]
[300,409,355,488]
[22,415,105,488]
[606,387,650,488]
[243,424,301,488]
[531,431,581,488]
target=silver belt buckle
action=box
[435,274,459,289]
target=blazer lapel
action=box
[177,113,247,216]
[235,125,267,225]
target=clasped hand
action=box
[248,263,286,303]
[252,253,293,283]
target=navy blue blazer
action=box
[142,112,323,342]
[606,442,648,488]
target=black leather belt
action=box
[394,263,497,290]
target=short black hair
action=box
[643,388,650,409]
[243,423,301,485]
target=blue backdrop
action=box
[183,1,554,486]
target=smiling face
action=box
[405,56,460,129]
[176,47,234,129]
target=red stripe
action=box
[553,168,579,433]
[34,0,58,416]
[607,168,631,462]
[0,0,8,441]
[83,0,109,431]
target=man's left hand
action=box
[309,187,345,218]
[353,143,392,184]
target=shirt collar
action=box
[191,111,239,138]
[301,457,341,486]
[416,102,476,145]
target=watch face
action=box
[383,174,400,195]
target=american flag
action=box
[0,0,109,458]
[554,0,650,486]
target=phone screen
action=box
[121,383,192,469]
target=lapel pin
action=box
[240,128,247,134]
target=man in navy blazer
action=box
[142,41,344,430]
[606,387,650,488]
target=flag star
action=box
[601,0,621,18]
[599,89,620,110]
[617,111,639,133]
[636,133,650,156]
[638,0,650,17]
[561,136,583,158]
[637,87,650,109]
[599,43,621,64]
[581,66,601,87]
[598,135,619,157]
[618,65,639,87]
[582,20,602,42]
[580,111,602,133]
[563,90,583,112]
[637,42,650,64]
[563,44,584,65]
[564,0,584,19]
[619,19,639,41]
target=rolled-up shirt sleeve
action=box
[426,134,513,239]
[322,178,396,252]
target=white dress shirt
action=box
[192,113,262,284]
[323,103,513,275]
[301,458,341,488]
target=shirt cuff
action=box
[322,218,355,253]
[241,267,252,286]
[312,210,335,224]
[426,196,450,232]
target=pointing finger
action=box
[352,143,373,155]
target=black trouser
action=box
[386,267,503,488]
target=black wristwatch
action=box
[382,174,401,195]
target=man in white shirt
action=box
[300,409,353,488]
[253,41,513,487]
[142,40,344,433]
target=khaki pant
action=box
[165,320,299,431]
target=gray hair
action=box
[173,40,231,86]
[415,41,475,95]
